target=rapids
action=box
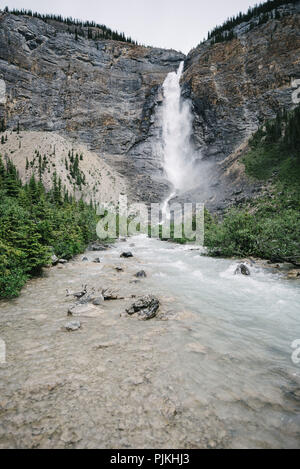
[0,235,299,449]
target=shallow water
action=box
[0,235,299,448]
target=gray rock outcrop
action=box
[0,11,183,203]
[180,3,300,212]
[0,6,299,211]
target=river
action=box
[0,235,299,448]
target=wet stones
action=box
[51,255,59,266]
[67,304,103,318]
[102,288,124,301]
[89,243,109,251]
[115,266,124,272]
[234,264,251,276]
[135,270,147,278]
[78,291,96,304]
[82,256,89,262]
[287,269,300,279]
[66,286,87,299]
[93,258,101,264]
[93,341,116,350]
[126,295,160,320]
[68,304,92,316]
[65,320,81,331]
[120,252,133,258]
[92,295,104,305]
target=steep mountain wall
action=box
[0,5,299,211]
[0,12,183,202]
[180,1,300,211]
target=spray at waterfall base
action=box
[161,61,199,193]
[158,62,215,220]
[96,195,205,245]
[96,63,206,244]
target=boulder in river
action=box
[78,292,96,304]
[92,295,104,305]
[82,256,89,262]
[120,252,133,258]
[126,295,160,320]
[287,269,300,279]
[93,258,101,264]
[68,304,101,317]
[102,288,124,300]
[66,285,87,299]
[135,270,147,278]
[89,243,109,251]
[234,264,251,276]
[51,255,59,266]
[59,259,68,264]
[65,320,81,331]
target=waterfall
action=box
[161,61,196,198]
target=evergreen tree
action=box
[0,157,100,298]
[4,159,20,197]
[205,0,298,45]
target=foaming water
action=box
[160,62,212,220]
[0,235,299,448]
[161,61,198,219]
[123,236,300,448]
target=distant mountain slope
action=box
[0,131,127,204]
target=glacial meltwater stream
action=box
[0,235,299,448]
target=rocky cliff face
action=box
[180,1,300,212]
[0,11,183,202]
[0,5,299,211]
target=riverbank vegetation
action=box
[204,106,300,262]
[0,157,99,299]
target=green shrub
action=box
[205,107,300,260]
[204,196,300,260]
[0,241,28,298]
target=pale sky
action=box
[1,0,261,53]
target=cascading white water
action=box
[161,61,195,196]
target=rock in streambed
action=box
[135,270,147,278]
[126,295,160,320]
[65,321,81,332]
[234,264,251,276]
[120,252,133,258]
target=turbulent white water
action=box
[0,235,300,448]
[162,61,196,194]
[121,236,300,448]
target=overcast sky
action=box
[1,0,261,53]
